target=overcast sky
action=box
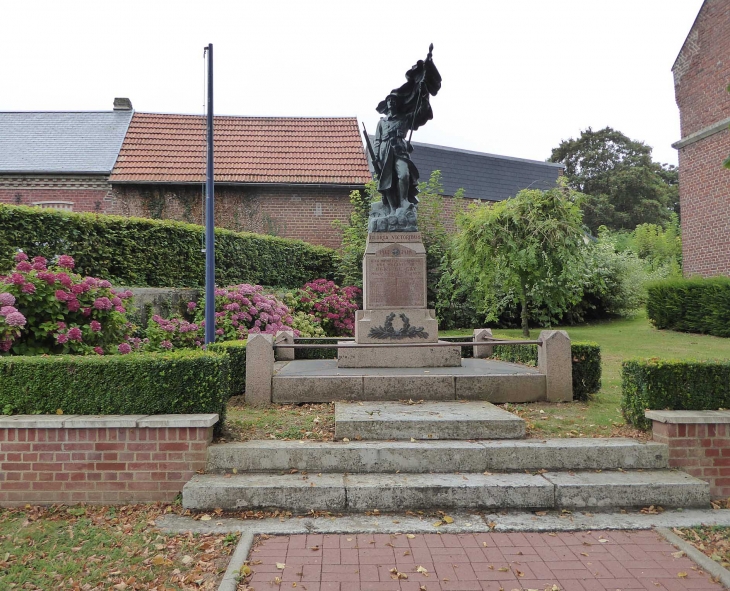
[2,0,703,166]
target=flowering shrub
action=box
[287,279,361,337]
[0,253,133,355]
[145,315,202,352]
[195,284,296,339]
[289,311,326,338]
[144,283,305,351]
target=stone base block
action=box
[354,309,439,344]
[337,340,461,368]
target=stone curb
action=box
[157,508,730,535]
[0,413,219,429]
[218,531,254,591]
[656,527,730,589]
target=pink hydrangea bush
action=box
[195,284,296,339]
[0,252,134,355]
[288,279,361,337]
[144,315,202,351]
[144,283,299,351]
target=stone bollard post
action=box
[245,333,275,406]
[275,330,295,361]
[537,330,573,402]
[472,328,494,358]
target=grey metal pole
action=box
[204,43,215,345]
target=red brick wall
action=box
[679,130,730,276]
[673,0,730,277]
[0,175,117,213]
[110,184,356,250]
[652,420,730,498]
[0,426,211,506]
[673,0,730,137]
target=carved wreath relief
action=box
[368,312,429,340]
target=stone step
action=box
[334,401,525,440]
[544,470,711,509]
[182,469,709,511]
[206,438,669,473]
[271,358,546,403]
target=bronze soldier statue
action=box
[364,44,441,232]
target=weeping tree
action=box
[453,182,586,336]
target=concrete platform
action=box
[206,438,669,474]
[546,470,710,508]
[334,401,525,440]
[272,358,546,403]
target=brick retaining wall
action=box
[0,414,217,506]
[648,410,730,498]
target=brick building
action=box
[109,113,371,249]
[1,100,563,249]
[0,98,133,213]
[672,0,730,277]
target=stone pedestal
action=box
[339,231,461,369]
[363,232,426,310]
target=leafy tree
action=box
[453,182,586,336]
[332,180,380,287]
[416,170,465,308]
[549,127,677,232]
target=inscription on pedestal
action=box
[368,232,422,243]
[365,256,426,309]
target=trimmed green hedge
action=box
[621,358,730,430]
[0,350,229,424]
[208,340,247,397]
[0,205,338,288]
[646,277,730,337]
[571,342,602,401]
[294,338,342,360]
[437,336,601,401]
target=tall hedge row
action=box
[622,358,730,430]
[0,350,229,423]
[646,277,730,337]
[0,205,338,288]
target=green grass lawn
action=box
[444,311,730,437]
[0,505,236,589]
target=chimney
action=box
[113,97,133,111]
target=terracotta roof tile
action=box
[110,113,371,185]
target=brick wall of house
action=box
[110,184,356,250]
[679,130,730,276]
[673,0,730,137]
[673,0,730,278]
[0,425,211,506]
[0,175,116,213]
[652,419,730,498]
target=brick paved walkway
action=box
[245,530,723,591]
